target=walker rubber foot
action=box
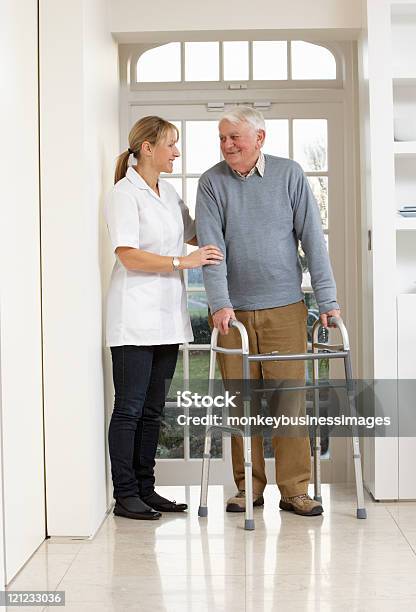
[244,519,255,530]
[314,495,323,503]
[198,506,208,517]
[357,508,367,519]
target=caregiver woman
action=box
[105,116,222,520]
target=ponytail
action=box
[114,150,131,184]
[113,116,179,185]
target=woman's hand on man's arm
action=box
[115,245,223,273]
[182,245,223,269]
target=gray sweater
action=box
[195,154,339,314]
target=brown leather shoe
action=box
[279,494,323,516]
[226,490,265,513]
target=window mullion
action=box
[180,42,185,84]
[187,287,205,293]
[182,120,189,288]
[289,118,294,159]
[182,119,187,200]
[182,119,191,462]
[183,345,190,461]
[219,42,224,82]
[305,171,329,177]
[249,41,253,81]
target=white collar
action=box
[126,167,165,202]
[232,151,265,179]
[126,166,152,190]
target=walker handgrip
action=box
[225,319,250,353]
[312,315,350,351]
[328,316,341,327]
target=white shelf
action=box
[396,214,416,230]
[394,141,416,156]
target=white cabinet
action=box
[397,295,416,499]
[391,3,416,79]
[392,1,416,500]
[359,0,416,500]
[391,1,416,500]
[393,2,416,498]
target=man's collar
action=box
[232,151,265,179]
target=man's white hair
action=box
[219,105,265,132]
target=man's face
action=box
[219,119,265,174]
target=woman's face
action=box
[151,130,180,174]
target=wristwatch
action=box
[172,256,181,271]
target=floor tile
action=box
[6,554,78,591]
[57,575,245,610]
[6,483,416,612]
[245,571,416,602]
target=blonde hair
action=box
[114,116,179,184]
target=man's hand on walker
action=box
[320,309,341,329]
[212,307,236,335]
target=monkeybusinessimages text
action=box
[175,391,391,429]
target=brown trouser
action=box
[210,301,311,497]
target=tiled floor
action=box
[6,484,416,611]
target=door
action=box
[129,102,348,485]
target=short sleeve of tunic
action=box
[105,188,140,252]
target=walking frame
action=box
[198,316,367,530]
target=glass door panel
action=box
[133,102,345,483]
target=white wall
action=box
[109,0,363,39]
[0,312,6,585]
[40,0,119,535]
[0,0,45,582]
[357,5,374,382]
[357,2,376,495]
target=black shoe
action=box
[114,495,161,520]
[142,491,188,513]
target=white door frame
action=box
[130,101,350,485]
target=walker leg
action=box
[352,434,367,519]
[199,345,217,518]
[344,353,367,519]
[198,428,212,517]
[313,434,322,503]
[243,400,255,530]
[312,360,322,503]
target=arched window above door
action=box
[136,40,337,84]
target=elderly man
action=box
[195,106,340,517]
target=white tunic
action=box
[105,167,195,346]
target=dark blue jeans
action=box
[109,344,179,499]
